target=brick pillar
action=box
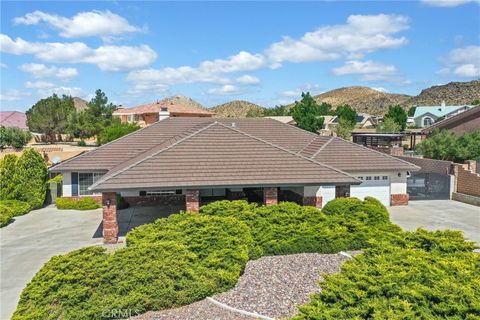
[102,192,118,244]
[263,187,278,205]
[390,194,409,206]
[303,196,323,208]
[465,160,477,173]
[186,189,200,212]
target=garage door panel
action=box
[350,184,390,206]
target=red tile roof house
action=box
[112,101,214,127]
[50,118,419,244]
[0,111,28,130]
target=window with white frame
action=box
[357,176,364,180]
[366,176,372,180]
[382,176,388,180]
[374,176,380,180]
[146,190,177,195]
[423,117,433,127]
[78,173,104,195]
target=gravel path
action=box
[133,253,348,320]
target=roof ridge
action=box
[317,135,421,171]
[311,136,334,158]
[50,117,171,171]
[89,121,218,190]
[215,122,359,182]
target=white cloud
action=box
[206,85,241,95]
[265,14,409,65]
[236,75,260,85]
[0,63,7,69]
[279,84,322,99]
[420,0,479,7]
[0,89,30,101]
[19,63,78,79]
[13,10,141,39]
[372,87,389,93]
[333,60,397,81]
[25,81,56,89]
[1,34,157,72]
[38,86,85,98]
[439,45,480,78]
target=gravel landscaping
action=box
[134,253,348,320]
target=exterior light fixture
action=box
[397,172,401,177]
[106,199,111,207]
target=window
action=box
[423,117,433,127]
[382,176,388,180]
[146,190,177,196]
[357,176,364,180]
[366,176,372,180]
[78,173,104,195]
[374,176,380,180]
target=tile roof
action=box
[90,122,359,191]
[0,111,28,130]
[51,118,419,190]
[112,101,214,116]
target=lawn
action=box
[12,198,480,320]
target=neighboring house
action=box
[412,102,473,128]
[0,111,28,130]
[323,113,377,131]
[51,117,419,244]
[265,116,296,125]
[421,105,480,136]
[113,101,214,126]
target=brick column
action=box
[102,192,118,244]
[303,196,323,208]
[264,187,278,205]
[186,189,200,212]
[391,194,409,206]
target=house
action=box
[50,117,419,244]
[113,100,214,126]
[323,113,377,131]
[264,116,296,125]
[0,111,28,130]
[421,105,480,136]
[412,102,473,128]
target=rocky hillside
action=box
[161,95,207,110]
[310,87,412,115]
[211,100,265,118]
[405,80,480,106]
[73,97,88,112]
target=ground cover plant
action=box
[13,198,479,319]
[55,197,101,210]
[0,200,31,227]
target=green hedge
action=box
[293,230,479,320]
[55,197,101,210]
[0,200,31,227]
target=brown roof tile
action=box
[113,101,214,116]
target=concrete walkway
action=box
[0,206,103,319]
[389,200,480,244]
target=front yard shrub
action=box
[0,200,31,227]
[13,149,48,209]
[0,154,18,200]
[55,197,101,210]
[15,212,254,319]
[293,230,479,320]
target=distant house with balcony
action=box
[113,101,214,127]
[412,102,473,128]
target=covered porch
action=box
[100,185,335,244]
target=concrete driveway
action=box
[0,206,103,319]
[389,200,480,244]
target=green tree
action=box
[0,154,18,200]
[384,105,407,131]
[13,149,48,209]
[26,94,75,143]
[263,105,290,116]
[335,104,357,126]
[290,92,325,133]
[245,107,265,117]
[407,106,416,117]
[377,117,401,133]
[0,127,32,148]
[335,118,355,140]
[471,99,480,105]
[416,130,458,161]
[456,131,480,161]
[97,121,141,145]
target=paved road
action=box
[389,200,480,244]
[0,206,103,319]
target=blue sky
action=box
[1,1,479,111]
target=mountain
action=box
[310,87,412,115]
[73,97,88,112]
[211,100,265,117]
[161,95,207,110]
[405,80,480,106]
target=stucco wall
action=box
[62,172,72,197]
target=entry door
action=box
[335,185,351,198]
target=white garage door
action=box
[350,175,390,206]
